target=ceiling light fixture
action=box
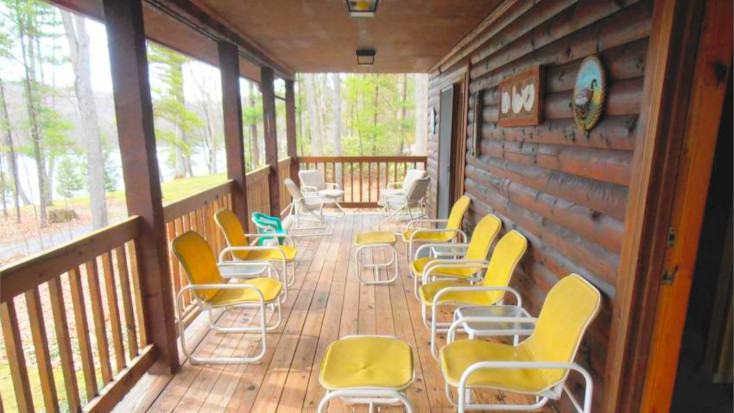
[345,0,379,17]
[356,49,376,66]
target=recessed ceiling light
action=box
[345,0,379,18]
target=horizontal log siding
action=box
[426,0,652,411]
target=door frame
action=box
[435,64,469,218]
[604,0,733,411]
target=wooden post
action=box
[261,66,280,216]
[285,79,299,184]
[219,42,248,227]
[102,0,179,373]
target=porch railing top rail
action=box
[298,155,427,162]
[0,216,141,303]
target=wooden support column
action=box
[261,66,280,216]
[285,79,299,183]
[102,0,179,373]
[218,42,248,227]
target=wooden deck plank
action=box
[118,211,555,412]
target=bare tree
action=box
[413,74,428,155]
[62,11,108,229]
[0,77,21,222]
[303,73,323,155]
[248,81,261,167]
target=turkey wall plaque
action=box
[498,66,544,127]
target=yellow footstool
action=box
[354,231,400,284]
[318,335,415,412]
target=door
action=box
[437,85,455,219]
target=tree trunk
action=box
[413,74,428,155]
[62,12,108,229]
[372,82,379,155]
[0,77,21,222]
[304,74,322,155]
[17,5,47,226]
[331,74,342,182]
[248,82,260,167]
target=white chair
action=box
[298,169,346,216]
[284,178,332,236]
[382,169,427,199]
[378,177,429,226]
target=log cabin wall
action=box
[426,0,652,410]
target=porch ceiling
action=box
[191,0,503,73]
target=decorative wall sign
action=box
[470,91,483,157]
[429,107,437,135]
[571,55,606,131]
[498,66,543,127]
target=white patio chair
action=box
[377,177,429,227]
[284,178,332,236]
[298,169,346,216]
[382,168,427,199]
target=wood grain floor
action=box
[114,211,555,412]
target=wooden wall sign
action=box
[498,66,543,127]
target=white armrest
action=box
[301,185,319,193]
[406,218,447,229]
[414,243,469,258]
[325,182,341,190]
[386,182,403,189]
[243,233,296,246]
[219,245,288,262]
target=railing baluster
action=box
[115,246,139,358]
[350,162,354,203]
[48,276,81,412]
[127,241,147,347]
[359,162,363,204]
[26,286,59,412]
[377,162,381,201]
[368,162,372,203]
[1,299,34,412]
[86,259,113,384]
[102,252,126,372]
[68,266,98,399]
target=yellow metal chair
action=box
[419,229,527,359]
[171,231,284,364]
[401,195,471,263]
[439,274,601,413]
[214,209,298,289]
[410,213,502,300]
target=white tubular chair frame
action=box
[219,244,294,295]
[318,335,415,413]
[354,242,400,285]
[405,218,468,263]
[378,180,429,227]
[426,285,521,360]
[301,176,346,217]
[176,263,283,365]
[443,317,592,413]
[414,257,489,301]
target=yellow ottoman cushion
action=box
[320,336,413,389]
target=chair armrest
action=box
[219,245,288,262]
[406,218,447,229]
[414,243,469,258]
[408,228,467,244]
[243,233,296,246]
[301,185,319,193]
[177,282,266,305]
[386,182,403,189]
[423,259,490,282]
[325,182,341,190]
[433,285,523,307]
[447,314,537,344]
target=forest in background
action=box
[0,0,428,267]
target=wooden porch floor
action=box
[114,211,554,412]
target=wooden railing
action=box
[298,156,428,206]
[278,157,293,214]
[0,217,151,412]
[246,165,272,217]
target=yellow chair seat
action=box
[440,339,553,393]
[355,231,398,246]
[401,229,456,243]
[235,245,298,261]
[320,336,413,390]
[206,277,283,306]
[418,280,496,306]
[410,257,482,279]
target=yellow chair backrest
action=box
[171,231,224,301]
[520,274,601,386]
[479,230,527,303]
[214,209,250,260]
[446,195,471,230]
[464,214,502,261]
